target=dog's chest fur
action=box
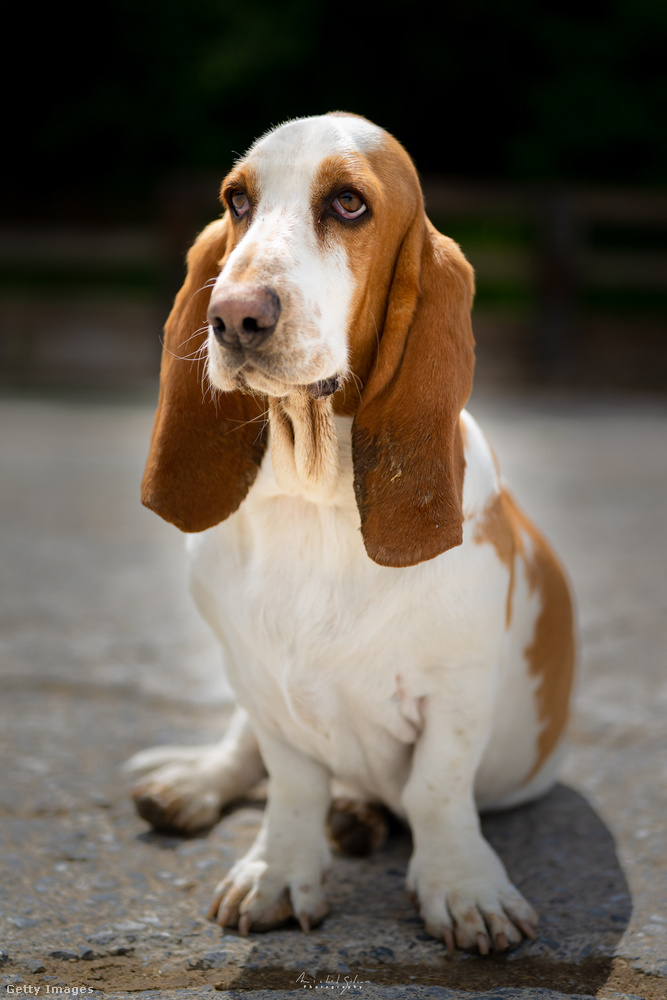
[188,413,507,810]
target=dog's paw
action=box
[407,841,538,954]
[208,845,330,934]
[327,798,389,856]
[125,747,229,834]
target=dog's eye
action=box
[230,191,250,217]
[332,192,367,220]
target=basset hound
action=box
[129,112,576,955]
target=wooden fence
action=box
[1,178,666,391]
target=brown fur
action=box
[141,218,267,532]
[473,489,576,778]
[350,136,475,566]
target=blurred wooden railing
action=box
[1,179,666,391]
[421,179,667,386]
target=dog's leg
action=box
[208,729,331,933]
[126,707,266,834]
[403,683,539,954]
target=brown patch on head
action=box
[220,163,260,226]
[310,153,383,226]
[141,216,267,532]
[474,489,576,780]
[307,151,388,416]
[215,163,268,288]
[333,135,426,417]
[315,129,476,566]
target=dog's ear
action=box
[352,216,475,567]
[142,219,267,532]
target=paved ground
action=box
[1,387,666,999]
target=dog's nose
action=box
[208,286,281,350]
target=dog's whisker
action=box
[347,370,364,401]
[176,326,210,352]
[220,407,271,440]
[160,329,211,363]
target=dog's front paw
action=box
[208,843,330,934]
[407,840,538,954]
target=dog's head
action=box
[142,113,475,567]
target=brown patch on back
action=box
[474,489,576,781]
[473,492,516,628]
[521,521,576,782]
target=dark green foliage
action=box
[6,0,666,219]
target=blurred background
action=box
[2,0,666,394]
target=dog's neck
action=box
[268,392,341,502]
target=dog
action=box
[128,112,576,955]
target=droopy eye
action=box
[230,190,250,217]
[332,191,367,220]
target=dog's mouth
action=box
[208,324,343,401]
[236,365,341,400]
[306,376,341,398]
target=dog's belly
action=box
[187,474,553,813]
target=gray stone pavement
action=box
[1,388,666,999]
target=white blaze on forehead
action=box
[243,115,384,208]
[248,114,384,165]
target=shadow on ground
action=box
[0,683,633,995]
[208,782,631,995]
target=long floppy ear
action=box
[141,219,267,532]
[352,216,475,567]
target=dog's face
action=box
[143,112,476,565]
[205,114,421,405]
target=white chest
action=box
[191,501,430,798]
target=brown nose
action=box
[208,285,281,350]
